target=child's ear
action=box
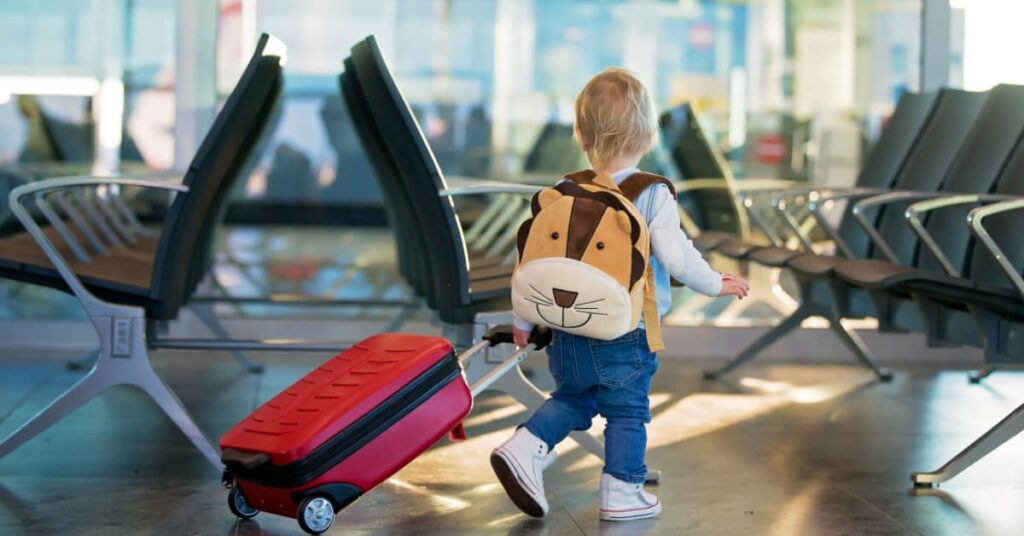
[533,188,563,215]
[615,210,632,233]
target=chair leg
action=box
[489,365,661,484]
[912,401,1024,487]
[829,318,893,382]
[704,305,814,379]
[0,363,109,460]
[1,319,222,472]
[189,304,264,373]
[128,361,223,470]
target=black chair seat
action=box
[787,252,848,277]
[748,246,805,267]
[714,237,760,259]
[833,259,918,288]
[470,263,513,281]
[693,230,733,252]
[468,275,511,299]
[900,278,1024,322]
[469,253,507,270]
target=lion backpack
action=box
[511,169,676,352]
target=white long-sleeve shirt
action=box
[513,168,722,332]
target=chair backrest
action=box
[967,137,1024,288]
[148,33,286,319]
[38,111,93,162]
[916,84,1024,273]
[339,62,427,296]
[833,91,940,255]
[350,36,473,320]
[861,88,987,263]
[522,123,587,173]
[659,103,743,234]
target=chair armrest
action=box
[8,176,188,315]
[851,191,944,263]
[446,173,551,186]
[672,177,796,194]
[968,198,1024,302]
[799,189,887,258]
[905,194,1021,276]
[439,182,542,197]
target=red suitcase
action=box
[219,333,472,534]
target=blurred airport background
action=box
[1,0,1021,327]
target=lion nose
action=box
[552,288,579,308]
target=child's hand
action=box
[513,327,531,348]
[718,273,750,300]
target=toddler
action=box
[491,68,749,522]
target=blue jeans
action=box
[523,329,657,484]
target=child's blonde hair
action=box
[573,68,658,169]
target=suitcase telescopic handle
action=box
[481,325,552,349]
[467,326,551,399]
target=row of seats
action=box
[690,86,1024,485]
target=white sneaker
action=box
[490,428,551,517]
[599,473,662,521]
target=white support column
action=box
[491,0,536,177]
[174,0,219,171]
[93,0,126,175]
[621,1,661,103]
[920,0,951,92]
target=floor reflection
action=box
[2,351,1024,534]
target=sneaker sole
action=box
[599,502,661,522]
[490,451,545,518]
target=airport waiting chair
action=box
[827,84,1024,355]
[828,121,1024,485]
[653,103,806,322]
[694,92,940,323]
[659,104,749,241]
[345,35,660,483]
[704,87,990,380]
[895,193,1024,486]
[348,38,513,327]
[0,35,339,470]
[737,91,939,265]
[339,62,432,307]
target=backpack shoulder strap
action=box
[618,172,676,202]
[564,169,597,185]
[565,169,621,193]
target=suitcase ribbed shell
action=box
[220,333,455,464]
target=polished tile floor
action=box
[1,346,1023,535]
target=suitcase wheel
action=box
[297,495,335,535]
[227,487,260,520]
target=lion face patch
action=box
[512,181,649,338]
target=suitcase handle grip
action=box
[221,448,270,470]
[482,324,552,350]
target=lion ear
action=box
[533,188,563,215]
[615,210,632,233]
